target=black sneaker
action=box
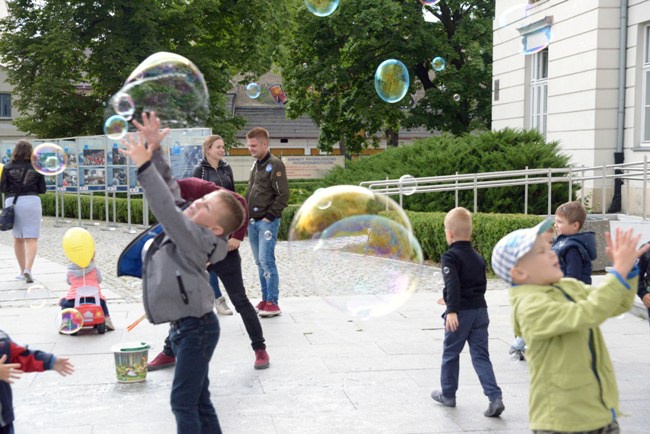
[484,397,505,417]
[24,271,34,284]
[430,390,456,407]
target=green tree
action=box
[0,0,287,141]
[279,0,494,156]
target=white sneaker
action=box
[23,271,33,283]
[215,296,233,315]
[15,274,25,280]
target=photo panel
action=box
[168,135,205,180]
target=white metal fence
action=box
[360,157,650,218]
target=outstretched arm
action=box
[0,354,23,384]
[131,112,183,206]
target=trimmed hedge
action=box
[41,192,151,225]
[277,205,544,274]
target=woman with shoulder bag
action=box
[0,140,46,283]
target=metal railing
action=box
[360,156,650,218]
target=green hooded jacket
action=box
[510,272,637,432]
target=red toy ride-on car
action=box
[73,286,106,334]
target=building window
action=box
[0,94,11,118]
[530,48,548,136]
[642,25,650,143]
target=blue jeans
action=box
[248,218,281,303]
[170,312,221,434]
[209,271,223,298]
[440,307,502,401]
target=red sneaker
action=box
[259,302,282,317]
[254,349,270,370]
[255,301,267,312]
[147,352,176,371]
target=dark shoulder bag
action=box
[0,168,28,231]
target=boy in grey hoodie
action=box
[120,113,246,434]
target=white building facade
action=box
[493,0,650,215]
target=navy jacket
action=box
[552,232,597,284]
[441,241,488,314]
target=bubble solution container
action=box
[111,342,152,383]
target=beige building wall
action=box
[493,0,650,215]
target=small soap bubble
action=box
[288,185,422,319]
[374,59,410,104]
[431,57,446,72]
[263,231,273,241]
[104,115,129,140]
[110,92,135,120]
[108,52,209,129]
[26,284,48,308]
[246,82,262,99]
[31,143,68,176]
[250,218,256,225]
[419,0,440,5]
[305,0,339,17]
[453,93,460,102]
[398,174,418,196]
[56,308,84,335]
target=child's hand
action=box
[605,228,650,277]
[119,133,153,167]
[445,312,459,332]
[0,354,23,384]
[131,111,169,152]
[53,356,74,376]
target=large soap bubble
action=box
[288,185,423,319]
[109,52,209,128]
[31,143,68,176]
[305,0,339,17]
[374,59,410,103]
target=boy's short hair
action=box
[213,191,246,235]
[444,207,472,239]
[491,218,555,284]
[555,200,587,229]
[246,127,269,144]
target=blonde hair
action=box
[444,207,473,239]
[555,200,587,229]
[212,191,246,235]
[202,135,224,158]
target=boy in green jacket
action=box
[492,219,647,433]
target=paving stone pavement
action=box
[0,217,649,433]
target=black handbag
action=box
[0,168,28,231]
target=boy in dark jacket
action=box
[636,243,650,327]
[121,113,246,434]
[430,207,504,418]
[1,330,74,434]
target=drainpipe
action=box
[608,0,628,213]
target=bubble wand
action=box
[126,313,147,332]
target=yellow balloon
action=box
[62,227,95,268]
[0,163,4,179]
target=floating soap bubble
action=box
[288,185,422,319]
[431,57,446,72]
[246,82,262,99]
[453,93,460,102]
[109,52,209,128]
[57,308,84,335]
[104,115,129,140]
[110,92,135,120]
[399,174,418,196]
[419,0,440,5]
[26,284,48,308]
[263,230,273,241]
[374,59,410,104]
[31,143,67,176]
[305,0,339,17]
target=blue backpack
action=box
[116,223,164,278]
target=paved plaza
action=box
[0,218,649,433]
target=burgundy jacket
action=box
[177,177,249,242]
